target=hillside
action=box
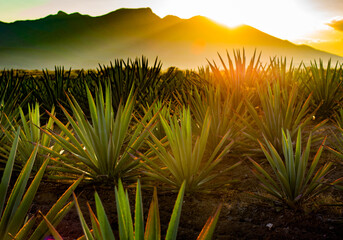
[0,8,342,69]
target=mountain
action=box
[0,8,342,69]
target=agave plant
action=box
[140,107,241,192]
[264,57,303,93]
[189,85,243,153]
[334,107,343,129]
[207,49,262,109]
[2,102,62,172]
[325,120,343,184]
[0,127,82,240]
[0,70,26,147]
[92,57,179,111]
[28,66,74,112]
[243,78,324,153]
[40,84,157,182]
[141,100,172,141]
[302,59,343,119]
[250,128,333,208]
[44,180,222,240]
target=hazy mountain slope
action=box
[0,8,341,69]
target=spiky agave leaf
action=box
[302,59,343,119]
[140,106,240,192]
[40,84,157,181]
[250,128,333,208]
[72,180,221,240]
[0,128,81,240]
[2,103,60,172]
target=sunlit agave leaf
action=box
[62,179,221,240]
[115,179,134,240]
[94,192,115,240]
[73,193,94,240]
[28,176,83,240]
[134,179,144,240]
[0,125,82,240]
[39,211,63,240]
[196,204,222,240]
[144,187,161,240]
[86,202,102,239]
[165,181,186,240]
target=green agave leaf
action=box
[73,193,94,240]
[0,144,38,239]
[196,204,222,240]
[165,181,186,240]
[28,176,83,240]
[134,179,144,240]
[86,202,102,239]
[94,192,115,240]
[144,188,160,240]
[115,179,134,240]
[143,106,237,192]
[0,127,20,217]
[11,215,36,240]
[7,157,48,236]
[38,211,64,240]
[252,128,333,208]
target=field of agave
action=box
[1,51,343,239]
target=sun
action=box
[165,0,321,40]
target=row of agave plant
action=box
[0,130,220,239]
[1,51,343,239]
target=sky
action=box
[1,0,343,56]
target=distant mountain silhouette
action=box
[0,8,342,69]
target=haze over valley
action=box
[1,8,342,69]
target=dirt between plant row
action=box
[29,155,343,240]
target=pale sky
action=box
[1,0,343,55]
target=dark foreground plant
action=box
[28,66,74,112]
[0,128,82,240]
[43,180,222,240]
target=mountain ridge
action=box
[0,8,341,69]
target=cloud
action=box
[301,0,343,17]
[327,17,343,32]
[307,0,343,12]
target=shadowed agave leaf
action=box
[29,66,73,113]
[93,56,179,112]
[0,127,82,240]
